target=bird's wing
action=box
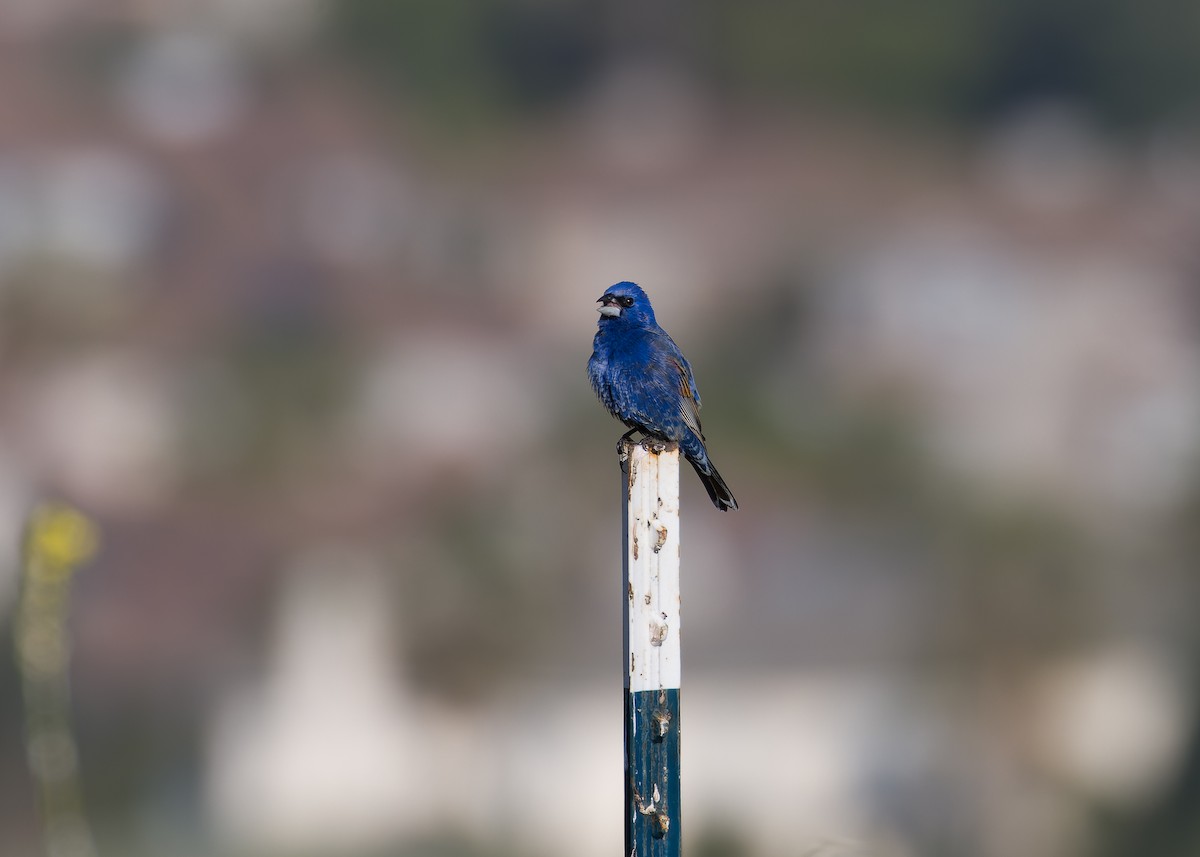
[666,351,704,441]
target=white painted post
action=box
[621,439,682,856]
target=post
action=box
[621,439,682,857]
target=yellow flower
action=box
[24,504,99,579]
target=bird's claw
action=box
[616,429,667,456]
[616,427,669,456]
[617,428,641,457]
[640,437,668,454]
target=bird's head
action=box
[596,281,656,326]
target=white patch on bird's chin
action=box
[598,305,621,318]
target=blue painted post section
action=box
[621,439,682,857]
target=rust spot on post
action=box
[652,811,670,838]
[651,709,671,742]
[652,524,668,554]
[632,533,639,560]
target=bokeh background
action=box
[2,2,1200,856]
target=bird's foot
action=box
[617,429,671,456]
[616,428,642,457]
[640,436,669,454]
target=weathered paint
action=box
[625,687,681,856]
[622,441,681,694]
[621,441,682,857]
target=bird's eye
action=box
[619,296,635,308]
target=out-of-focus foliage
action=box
[330,0,1200,129]
[330,0,607,128]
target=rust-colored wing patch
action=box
[671,356,704,439]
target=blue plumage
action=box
[588,282,738,511]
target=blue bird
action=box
[588,281,738,511]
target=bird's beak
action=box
[597,296,621,318]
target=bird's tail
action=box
[688,455,738,511]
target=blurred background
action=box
[2,2,1200,856]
